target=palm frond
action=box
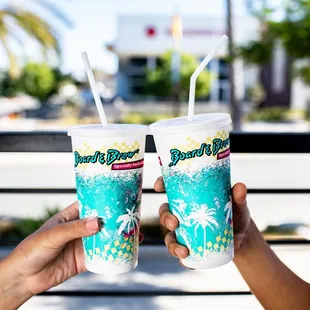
[5,9,60,54]
[116,214,128,223]
[0,16,19,78]
[33,0,74,28]
[206,218,219,230]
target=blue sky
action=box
[2,0,281,77]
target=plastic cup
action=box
[149,113,233,269]
[68,124,148,275]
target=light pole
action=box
[171,10,183,117]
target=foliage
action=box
[238,40,273,66]
[246,83,266,106]
[0,3,72,77]
[1,208,60,241]
[239,0,310,85]
[245,107,289,122]
[146,51,212,99]
[121,112,173,125]
[19,62,56,101]
[0,72,22,98]
[0,63,78,103]
[296,65,310,85]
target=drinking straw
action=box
[81,51,108,125]
[188,35,228,122]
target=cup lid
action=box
[68,124,148,137]
[149,113,232,135]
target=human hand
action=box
[0,202,100,308]
[155,177,251,263]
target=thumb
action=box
[232,183,248,214]
[40,218,100,249]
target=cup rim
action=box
[149,113,232,135]
[68,124,149,138]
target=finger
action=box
[154,176,165,192]
[139,233,144,244]
[60,201,79,222]
[39,217,100,249]
[73,238,87,274]
[39,202,80,232]
[159,203,179,231]
[165,232,189,259]
[232,183,248,214]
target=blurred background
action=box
[1,0,310,131]
[1,1,310,309]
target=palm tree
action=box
[83,205,109,258]
[188,203,219,258]
[117,206,140,237]
[0,1,72,77]
[224,196,233,224]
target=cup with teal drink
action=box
[68,124,148,274]
[149,113,233,269]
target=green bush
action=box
[146,51,212,99]
[245,108,289,123]
[1,207,60,241]
[19,62,56,102]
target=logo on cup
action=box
[74,148,140,168]
[168,138,230,167]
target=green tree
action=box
[238,0,275,66]
[0,72,22,98]
[0,1,72,77]
[19,62,56,102]
[146,51,212,100]
[239,0,310,83]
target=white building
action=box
[113,14,259,102]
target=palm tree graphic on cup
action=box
[83,205,110,258]
[117,206,140,237]
[224,196,233,224]
[187,204,219,258]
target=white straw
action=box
[81,51,108,126]
[188,35,228,122]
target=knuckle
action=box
[158,203,168,215]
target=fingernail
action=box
[165,218,174,229]
[175,248,183,258]
[85,218,99,231]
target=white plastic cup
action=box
[149,114,233,269]
[68,124,148,274]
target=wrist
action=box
[0,255,33,309]
[233,219,265,262]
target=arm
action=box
[0,202,100,310]
[155,178,310,310]
[234,220,310,310]
[0,258,33,310]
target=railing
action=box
[1,131,310,301]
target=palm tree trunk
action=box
[203,227,206,258]
[226,0,242,130]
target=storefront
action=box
[113,14,259,102]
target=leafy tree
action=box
[0,72,22,98]
[146,51,212,100]
[19,62,56,102]
[239,0,310,85]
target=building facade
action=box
[113,15,259,102]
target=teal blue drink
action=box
[150,114,233,269]
[68,124,148,274]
